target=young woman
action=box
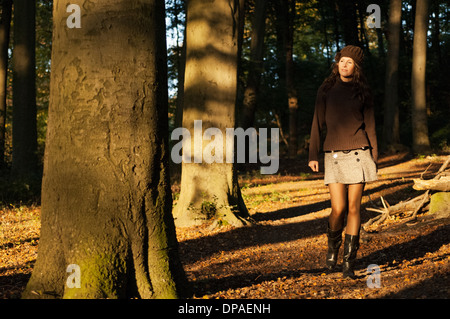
[308,45,378,279]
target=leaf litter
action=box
[1,153,449,299]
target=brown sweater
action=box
[308,77,378,163]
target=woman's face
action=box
[338,57,355,78]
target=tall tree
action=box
[242,0,267,129]
[430,2,441,70]
[0,0,12,169]
[331,0,341,51]
[172,0,250,227]
[411,0,431,153]
[284,0,298,159]
[12,0,38,179]
[337,1,360,46]
[383,0,402,149]
[23,0,187,299]
[169,0,186,130]
[275,0,299,159]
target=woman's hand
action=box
[308,161,319,172]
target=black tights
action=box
[328,183,365,236]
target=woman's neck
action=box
[340,75,353,82]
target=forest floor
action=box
[0,152,449,299]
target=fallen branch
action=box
[363,192,430,231]
[405,190,430,222]
[363,156,449,232]
[364,196,392,227]
[436,155,450,175]
[413,176,450,191]
[366,195,423,216]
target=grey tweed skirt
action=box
[324,148,378,185]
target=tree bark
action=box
[411,0,431,153]
[382,0,402,149]
[172,0,250,228]
[174,0,186,130]
[242,0,267,130]
[413,177,450,191]
[337,1,360,46]
[285,0,298,159]
[331,0,340,51]
[275,0,298,159]
[12,0,38,179]
[23,0,187,299]
[430,1,441,69]
[0,0,12,168]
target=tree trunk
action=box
[275,0,298,159]
[430,2,441,70]
[286,0,298,159]
[337,1,360,46]
[174,28,186,130]
[172,0,250,228]
[331,0,341,51]
[242,0,267,129]
[174,0,186,130]
[411,0,430,153]
[0,0,12,169]
[413,177,450,192]
[376,28,385,59]
[319,3,331,67]
[23,0,188,299]
[12,0,38,179]
[382,0,402,149]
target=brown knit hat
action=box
[334,45,364,65]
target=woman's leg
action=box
[346,183,365,235]
[325,183,347,270]
[328,183,347,230]
[342,183,365,278]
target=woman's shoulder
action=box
[317,80,330,98]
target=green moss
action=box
[63,251,128,299]
[429,192,450,219]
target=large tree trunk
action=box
[0,0,12,169]
[23,0,187,299]
[12,0,38,179]
[172,0,250,228]
[382,0,402,149]
[411,0,431,153]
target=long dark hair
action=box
[321,61,372,104]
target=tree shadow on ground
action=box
[178,204,329,265]
[382,272,450,298]
[251,200,329,222]
[0,261,34,299]
[358,222,450,272]
[186,220,449,297]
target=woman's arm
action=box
[308,86,326,164]
[364,98,378,163]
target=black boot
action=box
[326,225,343,270]
[342,234,360,279]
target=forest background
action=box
[0,0,449,204]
